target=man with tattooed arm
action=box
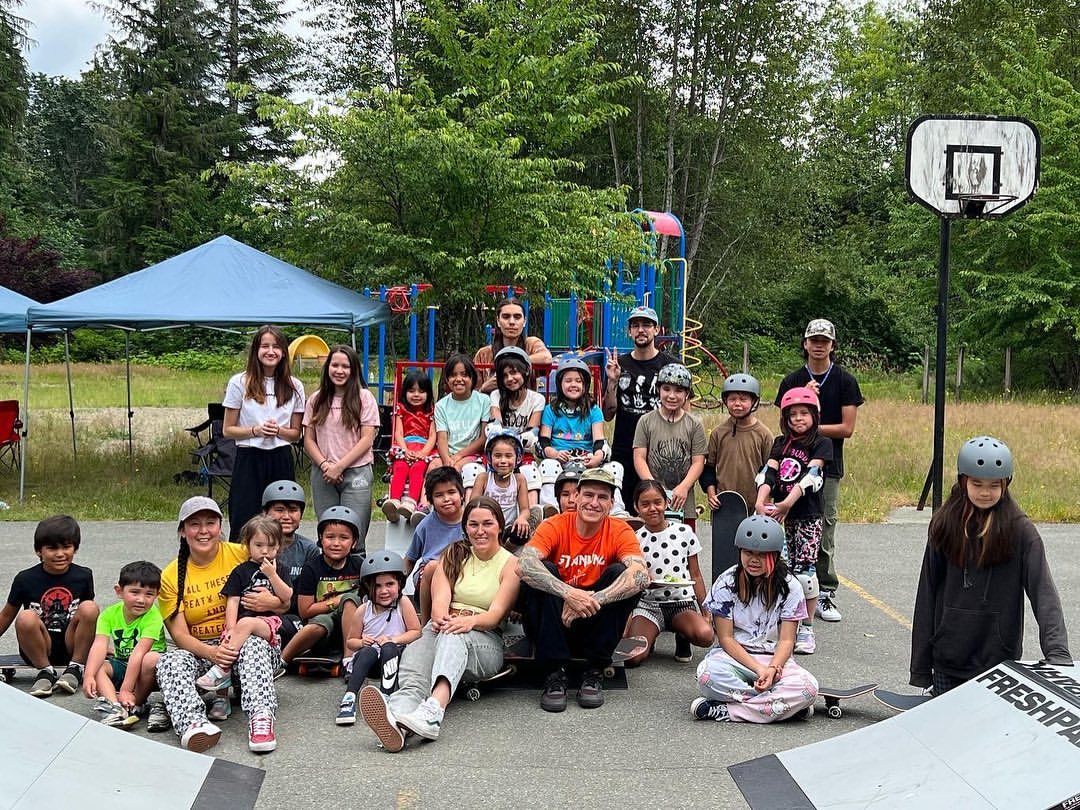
[517,468,648,712]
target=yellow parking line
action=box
[838,575,912,631]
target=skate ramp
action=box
[0,685,262,810]
[730,660,1080,809]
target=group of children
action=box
[0,353,1071,740]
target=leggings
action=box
[156,636,280,735]
[346,642,402,694]
[389,458,430,503]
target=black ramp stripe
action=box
[728,754,816,809]
[192,758,265,810]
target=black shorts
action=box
[20,627,71,668]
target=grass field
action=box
[0,363,1076,523]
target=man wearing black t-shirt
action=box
[775,319,863,623]
[603,305,672,512]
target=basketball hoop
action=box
[955,193,1019,219]
[385,284,432,314]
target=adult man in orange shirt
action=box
[518,468,649,712]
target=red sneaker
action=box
[248,710,277,753]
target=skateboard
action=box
[873,688,933,712]
[0,653,37,683]
[293,654,344,678]
[462,665,516,702]
[817,683,878,718]
[611,636,649,665]
[710,491,748,580]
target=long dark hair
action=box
[441,496,505,587]
[309,345,366,431]
[243,325,298,406]
[398,369,435,414]
[440,354,478,397]
[735,554,790,610]
[490,298,528,357]
[553,367,593,414]
[928,477,1018,568]
[169,536,190,621]
[495,353,532,424]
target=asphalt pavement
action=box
[0,513,1076,809]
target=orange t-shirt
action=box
[527,512,641,588]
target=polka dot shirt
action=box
[637,521,701,604]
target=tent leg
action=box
[19,328,30,504]
[65,331,76,462]
[125,332,133,462]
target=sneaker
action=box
[248,709,277,753]
[398,499,415,522]
[196,665,232,692]
[336,693,357,726]
[397,696,443,740]
[55,664,82,694]
[146,699,171,732]
[791,704,815,721]
[93,695,114,713]
[30,668,57,698]
[207,694,232,721]
[795,624,816,655]
[540,668,568,713]
[180,720,221,753]
[674,634,693,663]
[409,505,429,528]
[360,684,404,752]
[381,498,401,523]
[817,591,842,622]
[273,662,287,680]
[100,702,138,729]
[577,669,604,709]
[691,697,731,721]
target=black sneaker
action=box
[30,668,58,698]
[540,669,568,713]
[674,634,693,663]
[577,669,604,709]
[55,664,82,694]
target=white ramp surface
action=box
[732,661,1080,809]
[0,686,261,810]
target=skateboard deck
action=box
[0,653,38,682]
[817,683,878,718]
[711,491,748,580]
[873,688,932,712]
[293,654,344,678]
[611,636,649,665]
[462,665,517,701]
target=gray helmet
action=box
[317,505,361,539]
[957,436,1013,480]
[261,480,306,509]
[722,373,761,400]
[494,345,531,369]
[360,550,407,580]
[627,305,659,326]
[657,363,693,391]
[555,462,585,494]
[555,357,592,392]
[733,515,786,553]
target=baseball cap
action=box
[804,319,837,341]
[578,467,618,492]
[177,496,222,525]
[627,306,659,326]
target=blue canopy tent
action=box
[0,285,38,333]
[21,235,389,501]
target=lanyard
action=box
[804,362,833,389]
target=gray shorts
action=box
[307,592,363,638]
[631,599,698,632]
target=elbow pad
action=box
[537,435,552,452]
[699,466,717,492]
[592,439,606,452]
[761,466,778,491]
[754,464,770,488]
[799,467,824,494]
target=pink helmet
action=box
[780,386,819,414]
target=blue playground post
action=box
[377,286,388,402]
[361,287,371,383]
[408,283,418,362]
[426,304,436,378]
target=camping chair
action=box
[0,400,22,473]
[180,404,235,504]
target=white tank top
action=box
[483,473,519,523]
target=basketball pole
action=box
[918,215,950,511]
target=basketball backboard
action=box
[906,115,1040,218]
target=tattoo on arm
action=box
[517,547,571,598]
[596,556,649,606]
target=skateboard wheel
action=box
[298,664,309,676]
[603,666,615,679]
[828,706,842,719]
[466,687,481,702]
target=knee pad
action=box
[461,461,485,488]
[795,572,819,600]
[520,461,541,491]
[602,460,624,488]
[520,428,540,455]
[599,441,612,463]
[540,458,563,485]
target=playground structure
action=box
[355,210,727,406]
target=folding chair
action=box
[183,404,235,505]
[0,400,22,473]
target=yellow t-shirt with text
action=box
[158,542,248,641]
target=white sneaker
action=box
[397,696,443,740]
[196,664,232,691]
[794,624,816,655]
[180,720,221,752]
[816,591,842,622]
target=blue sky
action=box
[20,0,113,78]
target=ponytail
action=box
[440,538,473,590]
[170,537,191,621]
